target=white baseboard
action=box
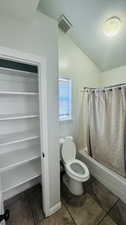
[3,177,40,201]
[46,201,62,217]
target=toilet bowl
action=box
[60,137,90,195]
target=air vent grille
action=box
[58,15,72,33]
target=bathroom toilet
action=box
[60,137,90,195]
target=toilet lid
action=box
[62,140,76,163]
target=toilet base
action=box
[63,174,84,196]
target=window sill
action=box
[59,117,72,122]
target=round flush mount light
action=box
[103,16,122,37]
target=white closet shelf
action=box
[0,130,40,146]
[0,146,41,172]
[0,113,39,121]
[0,91,38,95]
[1,159,41,193]
[0,67,37,78]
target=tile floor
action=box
[4,178,121,225]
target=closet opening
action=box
[0,49,49,223]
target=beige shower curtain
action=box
[85,87,126,177]
[77,91,90,153]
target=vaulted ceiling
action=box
[38,0,126,71]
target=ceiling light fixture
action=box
[103,16,121,37]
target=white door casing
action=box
[0,176,5,225]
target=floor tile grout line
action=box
[62,201,77,225]
[96,198,120,225]
[108,199,120,212]
[97,199,119,225]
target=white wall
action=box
[101,65,126,86]
[59,32,100,138]
[0,12,60,209]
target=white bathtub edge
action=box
[79,151,126,204]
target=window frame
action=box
[59,77,72,121]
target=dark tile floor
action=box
[5,179,123,225]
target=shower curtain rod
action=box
[82,82,126,91]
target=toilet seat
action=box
[65,159,90,182]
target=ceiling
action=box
[38,0,126,71]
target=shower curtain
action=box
[82,86,126,177]
[77,91,90,153]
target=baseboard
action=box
[46,201,62,217]
[3,177,40,201]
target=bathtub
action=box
[79,151,126,204]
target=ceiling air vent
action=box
[58,15,72,33]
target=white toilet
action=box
[60,137,90,195]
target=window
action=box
[59,78,72,121]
